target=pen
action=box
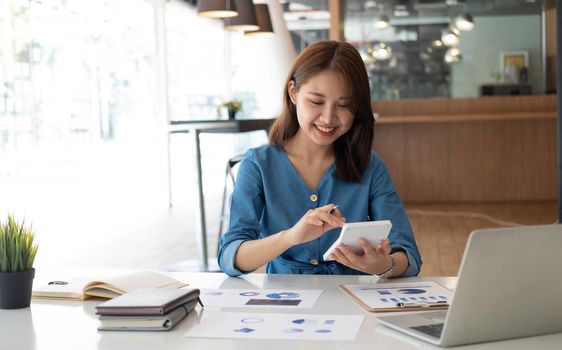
[329,205,338,215]
[395,300,449,308]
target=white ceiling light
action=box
[432,39,444,48]
[372,42,392,60]
[444,47,462,64]
[455,13,474,31]
[441,28,459,46]
[375,15,390,29]
[393,5,409,17]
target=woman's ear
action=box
[287,80,297,105]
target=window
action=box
[165,1,228,120]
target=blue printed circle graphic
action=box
[292,318,317,325]
[315,329,332,333]
[241,318,264,324]
[204,291,223,296]
[234,327,255,333]
[397,288,427,295]
[283,328,305,333]
[239,291,260,297]
[266,292,300,299]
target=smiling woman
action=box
[287,70,354,148]
[270,40,373,182]
[217,40,422,279]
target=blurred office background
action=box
[0,0,558,274]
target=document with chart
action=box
[199,289,322,309]
[340,281,453,312]
[184,312,364,341]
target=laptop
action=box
[377,224,562,347]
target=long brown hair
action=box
[268,40,374,182]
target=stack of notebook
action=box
[95,288,202,331]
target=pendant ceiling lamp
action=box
[444,47,462,64]
[197,0,238,19]
[375,15,390,30]
[225,0,259,31]
[441,28,459,47]
[245,3,274,36]
[372,42,392,60]
[454,13,474,31]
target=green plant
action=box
[0,215,38,273]
[220,99,242,112]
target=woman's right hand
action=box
[284,204,345,246]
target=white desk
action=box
[168,118,276,271]
[2,271,561,350]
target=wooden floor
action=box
[406,201,558,276]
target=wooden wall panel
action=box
[373,95,556,116]
[373,118,557,202]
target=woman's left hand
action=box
[331,238,393,275]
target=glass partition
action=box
[341,0,547,100]
[283,0,330,53]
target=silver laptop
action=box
[377,224,562,347]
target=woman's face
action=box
[288,70,355,148]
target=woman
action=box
[218,40,421,277]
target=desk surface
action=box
[2,271,561,350]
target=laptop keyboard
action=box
[410,323,444,339]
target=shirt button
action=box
[310,259,319,265]
[309,194,318,202]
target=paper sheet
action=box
[200,289,322,309]
[184,312,364,341]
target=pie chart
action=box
[266,292,300,299]
[397,288,426,294]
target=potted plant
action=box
[0,214,38,309]
[220,99,242,120]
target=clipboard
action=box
[340,281,453,312]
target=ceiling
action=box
[285,0,547,18]
[348,0,545,16]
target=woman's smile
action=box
[314,123,337,136]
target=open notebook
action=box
[32,271,187,300]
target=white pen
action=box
[329,205,338,215]
[395,300,449,308]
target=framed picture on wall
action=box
[500,51,529,83]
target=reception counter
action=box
[372,95,557,202]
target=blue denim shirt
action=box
[218,145,422,277]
